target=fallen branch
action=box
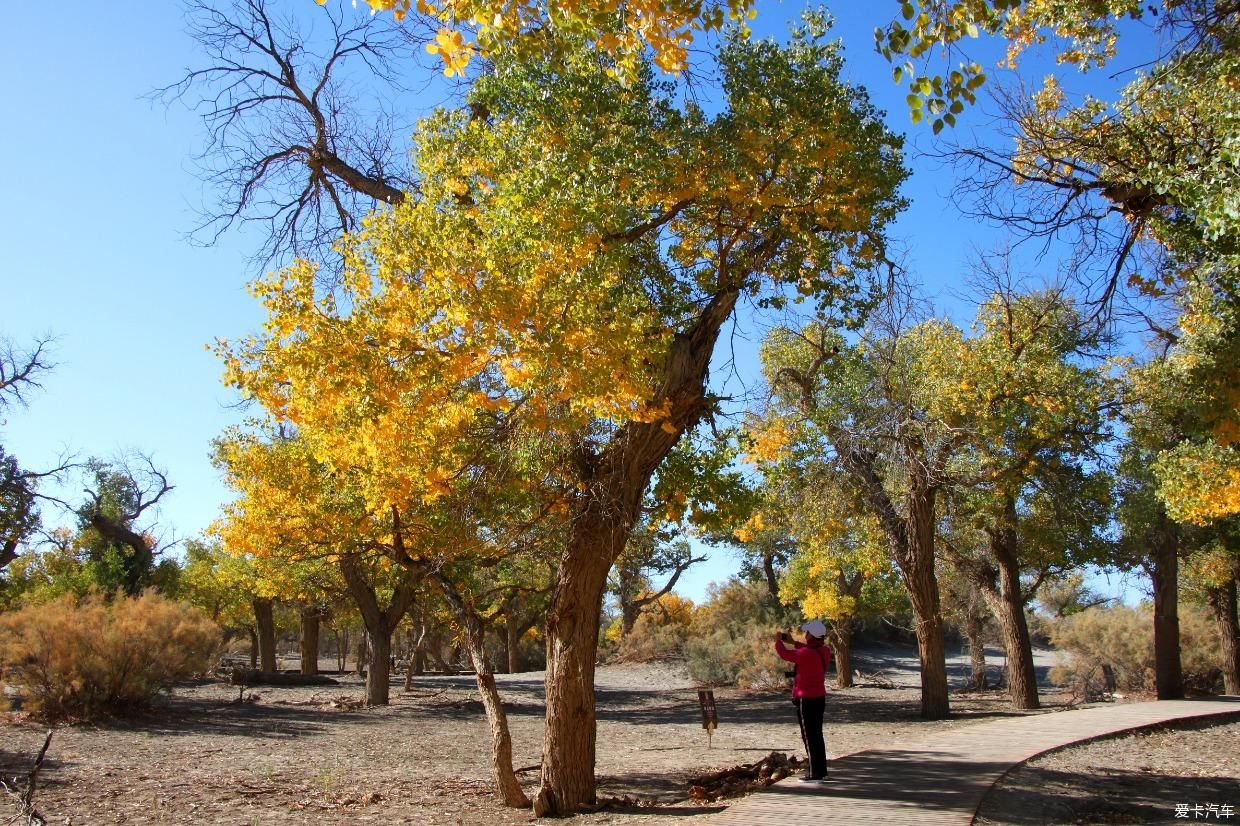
[1,729,53,826]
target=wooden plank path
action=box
[708,696,1240,825]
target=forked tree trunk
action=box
[430,570,529,808]
[339,554,417,706]
[300,607,321,676]
[252,598,277,673]
[837,442,950,721]
[1148,518,1184,700]
[1206,576,1239,695]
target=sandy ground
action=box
[2,644,1234,825]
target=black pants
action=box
[794,696,827,778]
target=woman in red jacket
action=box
[775,619,833,782]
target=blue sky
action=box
[1,1,1154,603]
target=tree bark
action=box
[827,615,854,688]
[299,607,321,676]
[535,290,740,815]
[984,520,1039,709]
[338,554,418,705]
[964,608,988,691]
[252,598,277,673]
[1148,517,1184,700]
[429,570,530,808]
[1205,577,1239,695]
[900,486,950,719]
[837,441,950,720]
[248,626,258,669]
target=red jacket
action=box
[775,638,832,698]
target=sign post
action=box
[697,689,717,748]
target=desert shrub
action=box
[1048,603,1222,697]
[685,626,789,690]
[0,590,221,720]
[611,593,696,662]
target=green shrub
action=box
[685,627,788,690]
[1048,603,1222,697]
[0,591,221,720]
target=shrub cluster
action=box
[0,591,221,720]
[1048,603,1222,696]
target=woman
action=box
[774,619,833,782]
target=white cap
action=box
[801,619,827,638]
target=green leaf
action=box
[906,94,923,108]
[932,119,943,135]
[911,108,923,124]
[965,22,979,38]
[893,66,903,83]
[901,1,914,21]
[943,112,956,127]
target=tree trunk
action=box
[430,570,530,808]
[986,525,1039,709]
[903,488,950,720]
[839,443,949,720]
[338,553,417,706]
[827,615,854,688]
[252,598,277,673]
[248,626,258,669]
[964,609,988,691]
[537,525,616,816]
[1206,577,1239,695]
[365,629,391,705]
[534,289,738,815]
[336,628,347,672]
[300,607,320,676]
[1148,519,1184,700]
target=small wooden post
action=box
[698,689,717,748]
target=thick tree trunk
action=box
[300,607,320,676]
[534,289,737,815]
[537,527,616,816]
[839,442,949,720]
[252,598,277,673]
[338,554,417,706]
[1206,577,1239,695]
[1148,520,1184,700]
[904,489,950,720]
[827,616,854,688]
[365,629,392,705]
[987,526,1039,710]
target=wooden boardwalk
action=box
[708,696,1240,825]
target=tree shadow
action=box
[975,764,1240,825]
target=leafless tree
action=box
[158,0,439,268]
[0,335,55,415]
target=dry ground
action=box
[2,646,1235,825]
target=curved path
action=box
[708,696,1240,825]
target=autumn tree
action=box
[756,308,956,719]
[218,18,906,811]
[771,475,906,688]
